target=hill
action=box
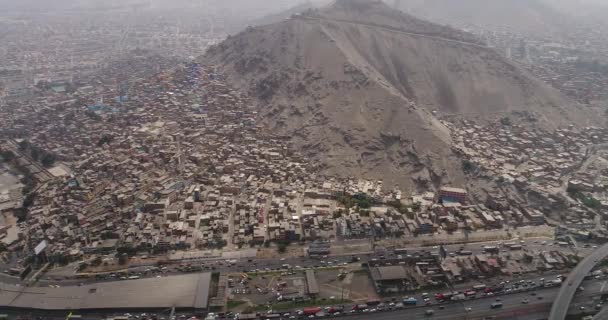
[203,0,593,190]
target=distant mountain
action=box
[393,0,570,38]
[204,0,594,190]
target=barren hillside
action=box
[203,0,594,191]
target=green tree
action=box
[277,240,290,253]
[41,153,56,167]
[462,159,475,173]
[97,135,113,147]
[0,150,15,162]
[30,147,40,161]
[18,140,30,151]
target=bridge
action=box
[549,243,608,320]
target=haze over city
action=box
[1,1,608,320]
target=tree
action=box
[332,210,343,219]
[41,153,56,167]
[22,193,35,207]
[0,150,15,162]
[118,253,128,265]
[462,159,475,173]
[411,202,421,211]
[13,208,27,222]
[117,245,138,256]
[91,256,102,266]
[30,147,40,161]
[18,140,30,151]
[97,135,113,147]
[277,240,290,253]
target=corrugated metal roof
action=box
[306,270,319,295]
[0,273,211,311]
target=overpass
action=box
[549,243,608,320]
[593,306,608,320]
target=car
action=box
[465,307,472,312]
[522,299,529,304]
[490,302,503,309]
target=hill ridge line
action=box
[297,15,488,49]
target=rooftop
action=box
[0,273,211,311]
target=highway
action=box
[549,242,608,320]
[593,305,608,320]
[338,281,608,320]
[35,236,580,285]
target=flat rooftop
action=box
[0,273,211,311]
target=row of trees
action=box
[18,140,56,167]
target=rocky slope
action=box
[203,0,594,191]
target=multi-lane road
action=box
[549,242,608,320]
[347,279,608,320]
[34,237,582,285]
[2,279,606,320]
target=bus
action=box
[473,284,487,291]
[394,248,409,255]
[483,246,499,254]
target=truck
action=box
[303,307,322,315]
[451,294,466,301]
[352,304,368,311]
[483,246,499,254]
[394,248,409,255]
[458,251,473,256]
[473,284,487,291]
